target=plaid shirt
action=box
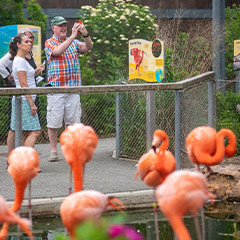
[45,35,87,86]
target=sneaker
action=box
[48,152,59,162]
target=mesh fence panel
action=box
[0,77,214,201]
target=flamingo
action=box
[155,170,215,240]
[135,129,176,187]
[60,190,125,239]
[0,196,34,240]
[135,129,176,240]
[186,126,237,172]
[0,146,40,240]
[60,123,98,192]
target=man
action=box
[45,16,93,162]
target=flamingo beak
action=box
[108,197,125,214]
[152,145,156,153]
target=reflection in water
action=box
[6,203,240,240]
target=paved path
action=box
[0,138,148,201]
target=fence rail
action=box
[0,72,216,201]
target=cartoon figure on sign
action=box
[130,48,145,76]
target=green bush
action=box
[225,4,240,79]
[216,90,240,154]
[78,0,157,85]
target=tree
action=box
[0,0,47,33]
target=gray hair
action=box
[18,27,33,35]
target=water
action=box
[6,202,240,240]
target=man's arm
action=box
[52,22,81,56]
[0,53,12,78]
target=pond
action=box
[6,201,240,240]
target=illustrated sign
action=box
[129,38,164,82]
[234,40,240,70]
[0,25,41,66]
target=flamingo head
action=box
[152,129,168,150]
[60,123,98,164]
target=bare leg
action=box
[24,130,41,148]
[48,128,58,153]
[7,130,15,155]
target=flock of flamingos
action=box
[0,123,237,240]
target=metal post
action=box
[146,90,156,150]
[115,79,125,158]
[236,71,240,94]
[208,78,216,128]
[212,0,225,93]
[175,90,183,169]
[116,91,121,159]
[14,96,22,147]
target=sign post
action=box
[129,38,165,150]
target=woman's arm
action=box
[18,71,37,116]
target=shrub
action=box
[216,90,240,154]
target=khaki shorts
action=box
[47,93,81,128]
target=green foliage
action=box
[81,93,116,137]
[78,0,157,84]
[216,90,240,154]
[25,0,48,33]
[0,0,47,34]
[164,31,211,82]
[225,4,240,79]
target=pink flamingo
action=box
[60,123,98,192]
[0,147,39,240]
[0,196,33,239]
[60,190,125,239]
[155,170,215,240]
[186,126,237,172]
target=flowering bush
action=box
[78,0,157,84]
[56,216,144,240]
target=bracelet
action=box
[83,33,89,38]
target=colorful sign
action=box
[0,25,42,66]
[129,38,164,82]
[234,40,240,70]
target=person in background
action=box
[9,33,41,148]
[45,16,93,162]
[0,28,44,156]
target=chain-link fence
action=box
[0,72,218,201]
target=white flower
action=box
[97,39,102,43]
[119,34,125,38]
[104,40,110,44]
[81,5,93,10]
[153,23,159,29]
[97,59,101,63]
[96,9,102,12]
[125,8,130,15]
[91,12,97,17]
[144,6,150,9]
[139,18,145,21]
[120,15,127,21]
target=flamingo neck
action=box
[0,224,9,240]
[158,135,169,152]
[72,161,84,192]
[11,183,27,212]
[168,215,192,240]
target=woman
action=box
[9,33,41,147]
